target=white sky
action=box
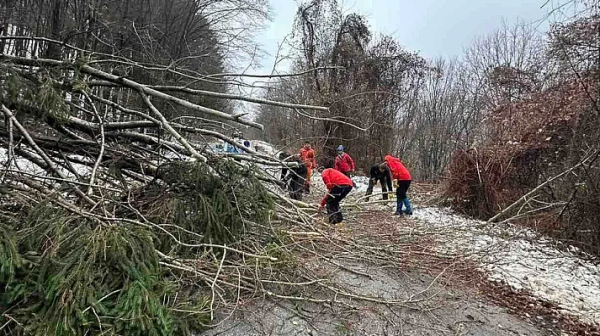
[255,0,555,73]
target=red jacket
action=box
[334,153,355,174]
[385,155,411,181]
[300,148,316,169]
[320,168,353,206]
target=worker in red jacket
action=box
[384,155,413,216]
[318,168,354,224]
[334,145,355,177]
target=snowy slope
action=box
[412,207,600,326]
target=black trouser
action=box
[289,176,305,201]
[280,168,288,181]
[365,177,390,201]
[325,185,353,224]
[396,180,411,199]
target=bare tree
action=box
[256,0,426,170]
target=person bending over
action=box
[318,168,353,224]
[384,155,413,216]
[365,163,393,201]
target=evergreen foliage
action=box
[0,160,274,335]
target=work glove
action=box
[393,179,399,189]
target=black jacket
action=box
[369,164,393,191]
[285,162,307,190]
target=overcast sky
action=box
[255,0,553,73]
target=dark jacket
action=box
[370,164,393,191]
[284,161,307,199]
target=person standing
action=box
[334,145,356,187]
[384,155,413,216]
[299,143,316,194]
[365,163,393,201]
[334,145,355,177]
[318,168,354,224]
[283,156,307,201]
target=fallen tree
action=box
[0,35,434,336]
[0,34,329,335]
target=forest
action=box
[256,0,600,252]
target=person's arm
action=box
[347,154,355,171]
[369,166,377,181]
[319,189,331,212]
[386,167,393,191]
[320,194,329,207]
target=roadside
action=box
[200,176,597,335]
[201,209,546,336]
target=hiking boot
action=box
[394,210,404,216]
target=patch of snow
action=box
[252,140,277,155]
[352,175,370,193]
[308,172,373,201]
[0,148,46,175]
[412,207,600,326]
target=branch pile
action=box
[0,38,429,336]
[0,37,299,335]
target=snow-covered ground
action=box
[307,172,371,196]
[251,140,277,155]
[351,175,370,193]
[8,138,598,326]
[412,207,600,326]
[0,148,92,177]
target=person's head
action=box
[337,145,344,156]
[378,163,387,173]
[243,140,250,147]
[303,143,311,150]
